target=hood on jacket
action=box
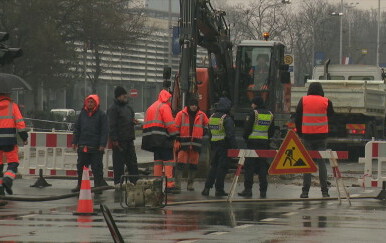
[0,95,12,109]
[215,97,232,113]
[84,94,100,116]
[158,89,172,103]
[307,82,324,96]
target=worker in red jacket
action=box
[174,97,209,193]
[142,89,179,193]
[0,92,28,195]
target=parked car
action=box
[135,112,144,129]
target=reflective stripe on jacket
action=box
[302,95,328,134]
[248,110,273,140]
[175,107,209,151]
[0,97,26,146]
[209,114,226,142]
[141,90,178,152]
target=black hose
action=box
[0,186,114,202]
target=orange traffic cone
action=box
[73,166,97,216]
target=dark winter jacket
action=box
[209,97,237,149]
[72,95,108,148]
[107,98,136,142]
[295,82,334,140]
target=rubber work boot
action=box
[71,172,82,192]
[174,169,183,193]
[300,191,309,198]
[322,191,330,198]
[238,189,252,198]
[187,170,196,191]
[201,187,210,196]
[260,191,267,199]
[215,189,228,197]
[2,177,13,195]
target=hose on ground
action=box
[0,186,114,202]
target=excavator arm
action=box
[175,0,233,111]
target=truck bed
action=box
[290,80,386,117]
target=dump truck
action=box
[291,62,386,159]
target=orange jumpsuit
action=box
[0,95,28,195]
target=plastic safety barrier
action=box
[18,131,114,178]
[358,138,386,188]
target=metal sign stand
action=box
[227,150,245,203]
[328,150,351,205]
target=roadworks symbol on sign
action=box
[268,130,317,175]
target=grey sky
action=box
[144,0,384,13]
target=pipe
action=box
[0,186,114,202]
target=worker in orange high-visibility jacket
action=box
[0,92,28,195]
[142,89,179,193]
[174,97,209,193]
[295,82,334,199]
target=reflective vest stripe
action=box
[303,122,328,126]
[0,116,14,119]
[303,113,326,117]
[0,134,17,138]
[248,111,273,140]
[4,170,16,179]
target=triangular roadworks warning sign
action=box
[268,130,317,175]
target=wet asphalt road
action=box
[0,176,385,242]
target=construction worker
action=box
[238,96,274,198]
[174,97,209,193]
[142,89,178,193]
[0,91,28,195]
[202,97,237,197]
[71,94,108,193]
[108,86,139,186]
[247,54,270,101]
[295,82,334,198]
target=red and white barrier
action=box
[358,139,386,188]
[19,131,114,178]
[226,149,348,202]
[227,149,348,159]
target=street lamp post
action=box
[344,2,359,61]
[331,11,344,64]
[340,0,343,64]
[377,0,380,66]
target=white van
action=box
[50,109,76,121]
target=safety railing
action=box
[18,131,114,178]
[358,138,386,188]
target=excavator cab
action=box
[233,40,290,118]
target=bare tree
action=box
[59,0,149,93]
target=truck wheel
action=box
[365,121,376,139]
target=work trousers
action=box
[204,144,229,191]
[302,138,328,193]
[153,147,175,188]
[112,140,139,185]
[0,145,19,194]
[77,148,105,187]
[243,142,269,193]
